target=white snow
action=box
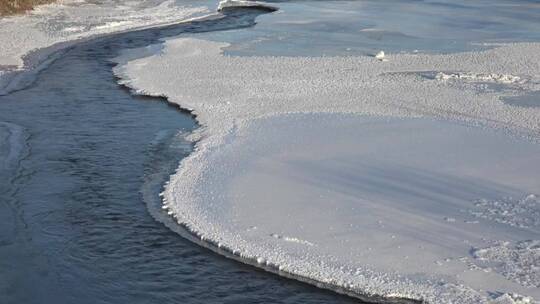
[470,195,540,230]
[375,50,386,61]
[114,37,540,303]
[473,240,540,289]
[435,72,524,84]
[0,0,210,93]
[217,0,277,12]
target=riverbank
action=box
[3,0,540,303]
[114,32,540,303]
[0,0,210,95]
[1,8,362,303]
[0,0,55,16]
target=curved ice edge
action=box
[155,114,538,304]
[113,36,540,303]
[0,12,220,96]
[217,0,278,12]
[116,83,420,303]
[0,42,70,96]
[164,209,421,304]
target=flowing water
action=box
[0,8,360,304]
[2,1,540,303]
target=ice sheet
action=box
[195,114,540,302]
[114,37,540,303]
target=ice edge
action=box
[114,70,423,304]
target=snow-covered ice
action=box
[192,113,540,302]
[435,72,524,84]
[473,239,540,289]
[0,0,210,94]
[470,195,540,230]
[217,0,277,12]
[114,37,540,303]
[4,0,538,301]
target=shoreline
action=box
[0,3,377,303]
[107,6,409,303]
[119,81,418,304]
[114,53,434,304]
[0,0,56,16]
[114,36,540,303]
[0,2,215,95]
[3,1,540,303]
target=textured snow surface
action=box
[470,195,540,230]
[114,38,540,303]
[473,240,540,289]
[435,72,524,84]
[0,0,208,93]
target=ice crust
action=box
[114,37,540,303]
[0,0,209,94]
[435,72,524,84]
[470,195,540,230]
[473,240,540,289]
[217,0,277,12]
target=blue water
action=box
[503,91,540,108]
[1,0,539,303]
[204,0,540,56]
[0,8,361,304]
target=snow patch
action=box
[492,293,535,304]
[435,72,524,84]
[472,240,540,288]
[271,233,314,246]
[470,194,540,229]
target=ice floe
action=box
[114,38,540,303]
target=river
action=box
[0,8,360,304]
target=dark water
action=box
[0,9,361,304]
[503,91,540,108]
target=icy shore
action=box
[114,37,540,303]
[0,0,210,94]
[217,0,277,12]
